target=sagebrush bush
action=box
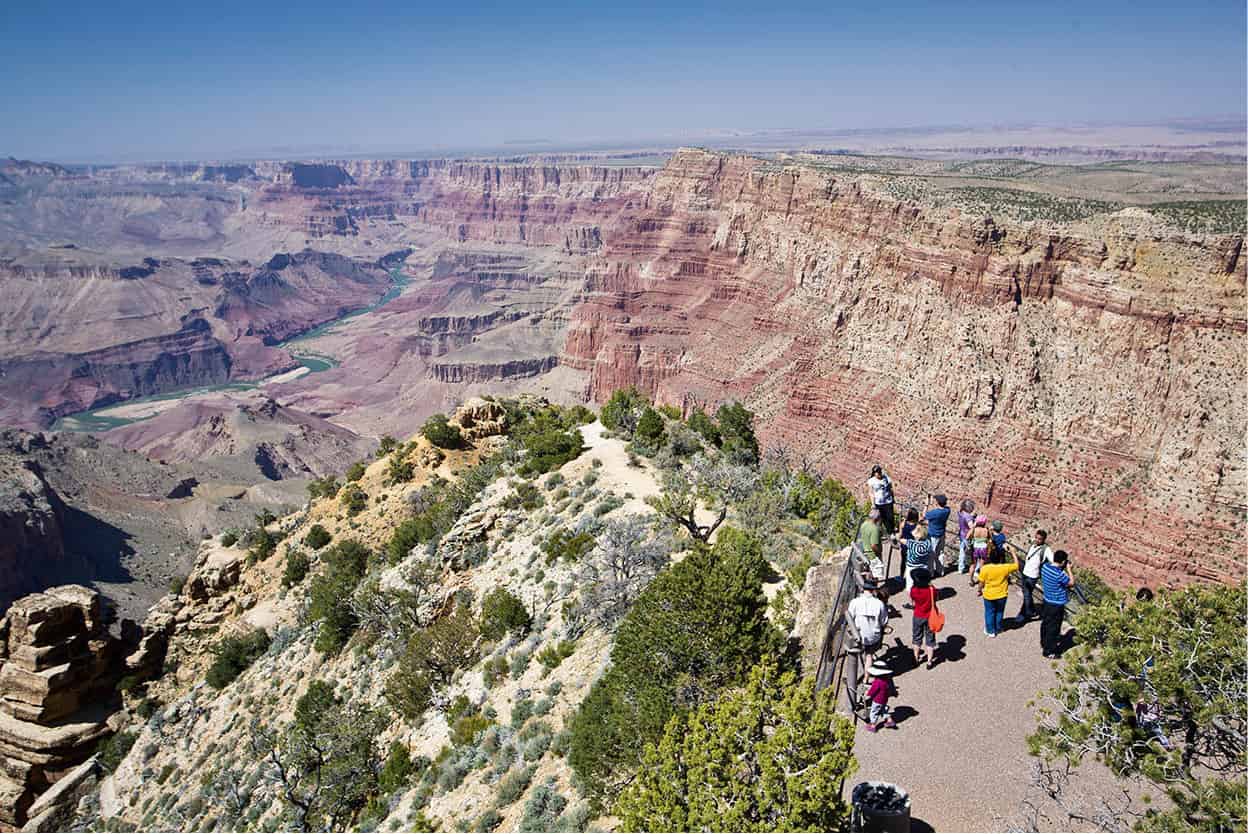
[496,765,535,806]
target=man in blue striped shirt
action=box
[1040,550,1075,658]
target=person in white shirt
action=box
[865,465,896,536]
[1015,529,1052,624]
[847,579,888,657]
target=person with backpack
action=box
[1041,550,1076,658]
[865,465,896,536]
[909,568,939,668]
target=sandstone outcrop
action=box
[0,586,125,828]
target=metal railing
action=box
[812,500,874,706]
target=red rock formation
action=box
[563,149,1247,589]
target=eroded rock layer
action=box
[562,149,1246,588]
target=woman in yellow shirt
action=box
[977,550,1019,637]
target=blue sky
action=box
[2,0,1244,162]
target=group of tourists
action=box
[849,464,1079,732]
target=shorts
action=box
[912,616,936,647]
[861,636,883,655]
[869,701,890,724]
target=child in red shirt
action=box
[864,661,897,732]
[909,569,939,668]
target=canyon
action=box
[0,148,1243,603]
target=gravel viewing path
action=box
[849,555,1080,832]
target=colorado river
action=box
[52,266,410,432]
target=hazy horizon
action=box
[4,0,1246,163]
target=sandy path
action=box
[850,567,1133,831]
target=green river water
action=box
[53,267,409,433]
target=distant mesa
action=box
[287,163,354,189]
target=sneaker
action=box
[883,718,897,728]
[989,632,997,638]
[865,724,879,733]
[984,628,991,636]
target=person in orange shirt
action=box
[976,548,1020,637]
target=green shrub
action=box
[95,731,138,773]
[544,472,565,489]
[281,549,310,588]
[511,697,535,729]
[685,407,720,446]
[168,574,186,594]
[308,539,372,653]
[600,387,647,436]
[385,606,480,720]
[518,425,585,476]
[536,640,576,672]
[307,476,340,500]
[206,630,271,688]
[480,588,531,641]
[346,461,367,482]
[340,484,367,516]
[377,435,399,456]
[615,663,856,832]
[304,524,332,550]
[388,517,435,564]
[388,454,416,485]
[542,528,595,565]
[422,413,464,450]
[714,402,759,465]
[247,527,277,562]
[477,808,503,831]
[504,482,545,511]
[633,407,667,455]
[568,527,779,804]
[483,655,509,687]
[379,742,418,794]
[220,530,239,548]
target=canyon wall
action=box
[562,149,1246,588]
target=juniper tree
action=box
[615,662,857,832]
[1029,583,1246,832]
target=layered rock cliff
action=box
[562,149,1246,588]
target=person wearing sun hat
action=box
[864,661,897,732]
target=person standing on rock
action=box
[865,465,896,536]
[957,499,976,574]
[977,548,1019,637]
[924,494,952,576]
[1041,550,1075,658]
[1014,529,1052,624]
[847,578,888,659]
